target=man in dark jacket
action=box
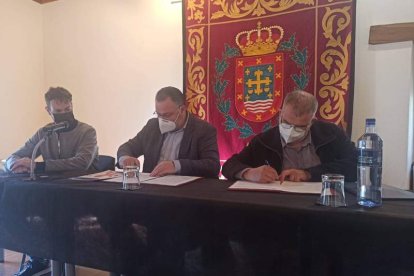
[222,90,357,275]
[117,86,220,178]
[222,90,357,183]
[116,87,221,275]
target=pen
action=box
[265,160,280,184]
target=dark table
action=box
[1,173,414,275]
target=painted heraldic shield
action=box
[235,53,284,122]
[235,22,284,123]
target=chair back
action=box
[95,155,115,171]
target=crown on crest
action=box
[236,22,284,57]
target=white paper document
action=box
[103,172,157,183]
[141,175,201,186]
[382,184,414,199]
[228,180,322,194]
[103,172,200,186]
[71,170,121,181]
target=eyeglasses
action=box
[279,122,308,132]
[279,116,311,132]
[153,107,181,120]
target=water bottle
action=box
[357,118,383,207]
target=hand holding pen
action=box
[265,160,284,185]
[242,160,278,183]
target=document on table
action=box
[71,170,121,181]
[381,184,414,199]
[142,175,201,186]
[345,184,414,199]
[103,172,201,186]
[228,180,321,194]
[103,172,157,183]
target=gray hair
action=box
[282,90,318,116]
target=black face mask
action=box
[52,111,77,131]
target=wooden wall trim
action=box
[369,22,414,45]
[32,0,58,4]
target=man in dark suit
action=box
[116,87,221,274]
[117,86,220,178]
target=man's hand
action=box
[150,160,175,177]
[242,165,279,183]
[279,169,311,183]
[10,157,31,173]
[118,156,140,168]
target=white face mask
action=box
[158,109,181,134]
[279,121,309,144]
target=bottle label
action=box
[358,149,382,166]
[358,139,373,149]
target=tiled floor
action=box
[0,250,108,276]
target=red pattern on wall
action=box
[184,0,356,161]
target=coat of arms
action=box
[184,0,355,160]
[234,22,284,122]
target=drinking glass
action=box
[122,165,141,190]
[317,174,346,207]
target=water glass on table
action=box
[122,165,141,190]
[317,174,346,207]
